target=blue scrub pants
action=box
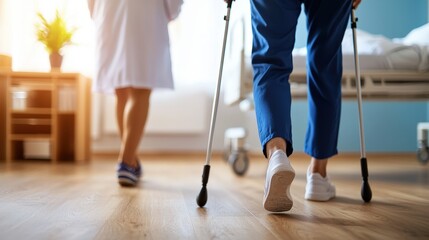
[251,0,351,159]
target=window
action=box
[3,0,240,89]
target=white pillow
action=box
[402,23,429,46]
[342,29,403,55]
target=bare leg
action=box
[308,158,328,177]
[116,88,137,164]
[115,88,127,138]
[116,87,151,167]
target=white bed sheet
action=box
[292,29,429,72]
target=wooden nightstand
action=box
[0,71,91,163]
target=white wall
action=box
[92,89,262,155]
[0,0,12,55]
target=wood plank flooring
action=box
[0,153,428,240]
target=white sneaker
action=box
[263,150,295,212]
[305,168,336,201]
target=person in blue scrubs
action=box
[249,0,362,212]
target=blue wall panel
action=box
[357,0,428,38]
[291,101,429,153]
[295,0,428,47]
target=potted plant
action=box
[35,10,75,71]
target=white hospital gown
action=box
[88,0,175,93]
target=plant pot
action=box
[49,52,63,71]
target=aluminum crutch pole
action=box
[197,0,235,208]
[351,8,372,203]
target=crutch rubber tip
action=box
[361,180,372,202]
[196,186,208,207]
[196,165,210,207]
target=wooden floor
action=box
[0,153,428,240]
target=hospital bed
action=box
[224,25,429,104]
[222,22,429,173]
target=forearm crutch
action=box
[196,0,235,207]
[351,8,372,203]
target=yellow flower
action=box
[35,10,76,54]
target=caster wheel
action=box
[417,147,429,165]
[228,152,249,176]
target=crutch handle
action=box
[351,9,358,29]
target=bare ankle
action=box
[119,156,139,168]
[309,157,328,178]
[266,137,287,159]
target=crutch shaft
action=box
[351,8,372,203]
[204,5,232,166]
[351,9,366,158]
